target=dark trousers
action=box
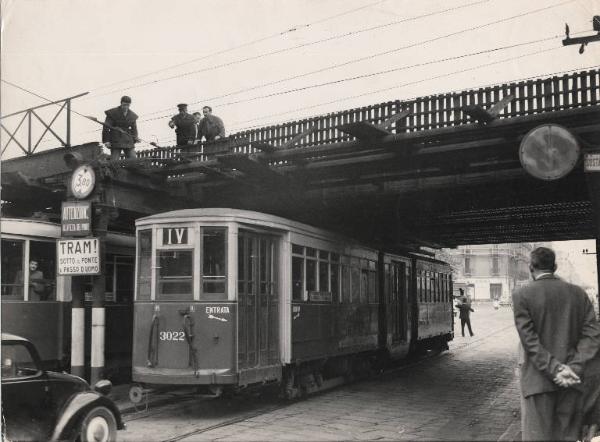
[460,317,473,336]
[110,147,136,160]
[521,389,582,441]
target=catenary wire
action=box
[93,0,492,102]
[139,33,575,123]
[136,0,575,120]
[84,0,391,94]
[229,45,566,129]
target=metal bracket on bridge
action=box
[461,94,515,124]
[338,108,411,141]
[252,125,317,154]
[216,153,285,182]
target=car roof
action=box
[1,333,29,342]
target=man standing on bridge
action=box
[512,246,600,441]
[102,95,140,160]
[168,103,197,147]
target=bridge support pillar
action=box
[70,277,85,378]
[90,206,109,385]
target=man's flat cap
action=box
[177,103,188,109]
[121,96,132,103]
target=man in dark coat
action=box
[198,105,225,142]
[512,246,600,441]
[168,104,197,146]
[102,96,139,160]
[456,293,474,337]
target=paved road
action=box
[119,303,521,441]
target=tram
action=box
[1,218,135,380]
[131,208,453,397]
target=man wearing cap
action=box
[198,105,225,142]
[169,104,197,146]
[102,96,140,160]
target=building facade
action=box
[444,243,535,303]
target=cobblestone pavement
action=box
[120,304,522,441]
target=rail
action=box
[137,68,600,165]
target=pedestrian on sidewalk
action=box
[456,291,474,337]
[512,246,600,442]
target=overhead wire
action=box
[136,0,575,121]
[93,0,492,102]
[84,0,391,94]
[229,45,567,129]
[140,32,583,123]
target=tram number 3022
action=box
[159,331,186,341]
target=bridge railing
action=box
[137,68,600,164]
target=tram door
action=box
[391,261,407,343]
[237,232,279,370]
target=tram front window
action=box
[202,228,226,299]
[157,250,193,300]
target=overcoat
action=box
[102,107,139,148]
[512,274,600,398]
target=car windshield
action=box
[1,342,40,378]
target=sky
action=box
[1,0,599,288]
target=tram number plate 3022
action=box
[159,331,186,341]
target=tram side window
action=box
[202,228,227,299]
[341,260,351,303]
[137,230,152,300]
[330,253,340,302]
[29,241,56,301]
[351,259,360,303]
[1,239,24,300]
[157,250,193,301]
[292,256,304,301]
[318,251,329,293]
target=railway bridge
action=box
[2,68,600,385]
[3,68,600,248]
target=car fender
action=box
[50,391,124,441]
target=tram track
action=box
[121,320,514,441]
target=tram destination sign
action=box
[61,201,92,236]
[57,238,101,275]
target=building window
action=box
[464,256,471,275]
[490,283,502,301]
[491,255,499,276]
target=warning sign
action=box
[57,238,101,275]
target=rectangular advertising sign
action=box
[61,201,92,236]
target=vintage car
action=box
[1,333,125,442]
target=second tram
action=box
[131,208,453,397]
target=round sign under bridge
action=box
[519,124,581,180]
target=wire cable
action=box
[139,33,577,123]
[136,0,574,120]
[230,45,566,129]
[85,0,390,93]
[93,0,491,102]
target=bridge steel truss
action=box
[2,69,600,250]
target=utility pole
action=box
[563,15,600,53]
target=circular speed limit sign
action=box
[70,164,96,199]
